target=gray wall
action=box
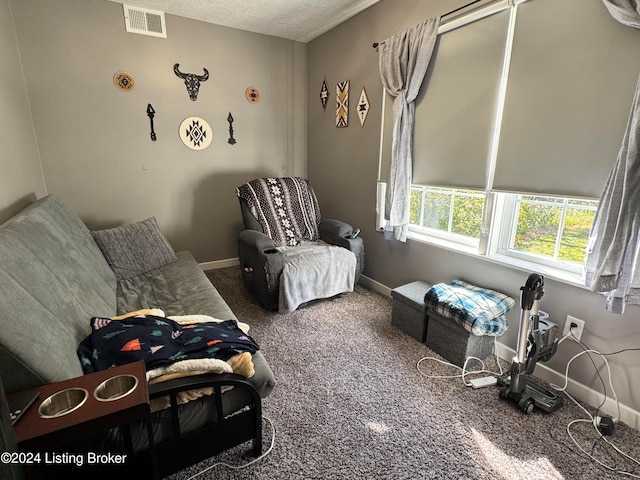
[3,0,640,422]
[0,0,45,223]
[8,0,307,262]
[308,0,640,421]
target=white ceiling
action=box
[107,0,381,43]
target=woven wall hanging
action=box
[245,86,261,103]
[113,72,135,92]
[336,80,349,127]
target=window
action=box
[409,186,484,246]
[380,0,633,282]
[499,195,598,270]
[407,187,598,275]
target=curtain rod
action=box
[372,0,486,48]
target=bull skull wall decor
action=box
[174,63,209,101]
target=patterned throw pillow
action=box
[91,217,177,280]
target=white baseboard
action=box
[199,257,240,271]
[359,274,393,297]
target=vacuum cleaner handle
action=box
[520,273,544,310]
[515,273,545,369]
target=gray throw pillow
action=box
[91,217,177,280]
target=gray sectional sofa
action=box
[0,195,275,478]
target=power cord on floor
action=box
[417,327,639,477]
[186,416,276,480]
[552,328,640,478]
[416,336,503,387]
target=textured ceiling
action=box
[107,0,381,43]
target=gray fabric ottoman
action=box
[391,281,430,342]
[425,310,494,367]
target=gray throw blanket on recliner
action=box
[236,177,321,247]
[278,241,356,313]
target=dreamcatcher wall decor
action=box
[179,117,212,150]
[336,80,349,127]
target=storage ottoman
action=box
[391,281,430,342]
[425,310,494,367]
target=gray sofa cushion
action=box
[117,252,236,319]
[116,250,275,398]
[0,195,117,393]
[91,217,177,281]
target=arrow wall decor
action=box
[146,104,157,141]
[227,112,236,145]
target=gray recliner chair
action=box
[236,177,364,311]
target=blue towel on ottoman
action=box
[424,280,515,336]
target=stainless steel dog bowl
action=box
[38,388,88,418]
[94,374,138,402]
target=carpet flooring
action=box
[167,267,640,480]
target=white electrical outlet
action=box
[563,315,586,341]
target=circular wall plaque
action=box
[113,72,135,92]
[179,117,212,150]
[245,86,261,103]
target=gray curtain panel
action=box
[584,0,640,313]
[378,17,440,242]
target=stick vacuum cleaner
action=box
[498,273,564,414]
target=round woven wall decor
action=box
[113,72,135,92]
[245,86,261,103]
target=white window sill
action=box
[405,230,588,291]
[407,229,479,256]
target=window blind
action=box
[493,0,640,199]
[379,3,511,189]
[379,0,640,199]
[411,8,510,190]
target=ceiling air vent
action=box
[123,4,166,38]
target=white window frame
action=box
[493,193,597,275]
[408,185,483,249]
[405,186,598,283]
